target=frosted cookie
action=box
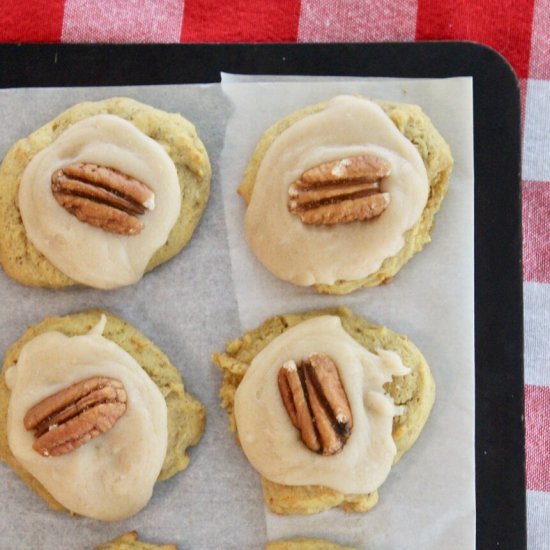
[0,97,211,289]
[213,307,435,514]
[239,95,453,294]
[0,310,205,521]
[95,531,177,550]
[266,539,355,550]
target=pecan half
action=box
[24,377,127,457]
[277,353,353,456]
[51,162,155,236]
[288,154,391,225]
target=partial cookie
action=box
[0,310,205,520]
[214,307,435,515]
[239,95,453,294]
[95,531,177,550]
[0,97,211,289]
[266,538,356,550]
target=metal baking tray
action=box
[0,42,524,549]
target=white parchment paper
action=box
[0,76,474,550]
[219,76,475,550]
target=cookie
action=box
[0,310,205,520]
[213,307,435,515]
[266,539,355,550]
[95,531,177,550]
[0,97,211,289]
[239,95,453,294]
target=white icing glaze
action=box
[6,317,168,521]
[234,316,409,494]
[19,114,181,289]
[244,96,429,286]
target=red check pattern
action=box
[0,1,547,547]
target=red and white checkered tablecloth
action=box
[1,1,549,548]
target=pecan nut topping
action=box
[288,154,391,225]
[277,353,353,456]
[24,376,127,457]
[51,162,155,236]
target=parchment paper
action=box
[219,76,475,550]
[0,75,473,550]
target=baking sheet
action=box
[0,76,474,549]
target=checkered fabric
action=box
[1,1,548,548]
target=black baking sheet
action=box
[0,42,524,549]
